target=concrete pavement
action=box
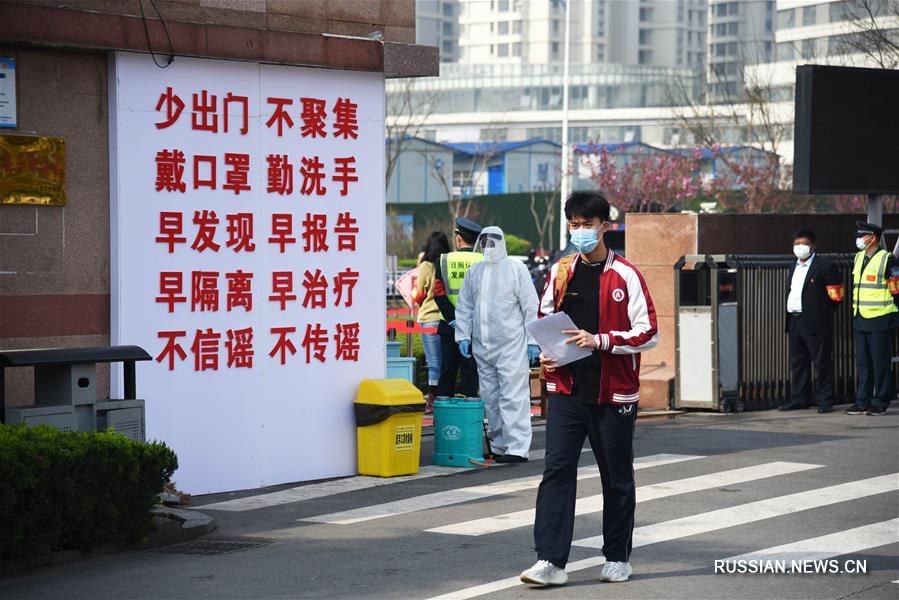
[1,408,897,599]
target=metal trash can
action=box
[675,254,898,412]
[1,346,151,441]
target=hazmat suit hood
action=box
[476,226,507,263]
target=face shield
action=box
[476,226,507,263]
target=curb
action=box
[0,506,215,577]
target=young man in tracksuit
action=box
[520,192,658,587]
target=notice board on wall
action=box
[108,52,386,494]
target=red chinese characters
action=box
[333,156,358,196]
[334,322,360,361]
[153,153,359,197]
[226,327,254,368]
[301,213,328,253]
[224,93,249,135]
[191,271,220,312]
[334,212,359,251]
[150,86,366,373]
[332,98,359,140]
[156,331,187,370]
[300,97,327,138]
[269,272,296,310]
[302,323,328,363]
[155,149,186,192]
[266,154,294,195]
[155,87,251,134]
[300,156,327,196]
[301,269,328,309]
[333,268,359,307]
[156,212,187,252]
[191,328,221,371]
[223,153,251,195]
[226,213,256,253]
[266,97,294,136]
[156,272,186,313]
[268,214,296,253]
[226,270,254,312]
[269,326,297,365]
[192,210,221,253]
[154,87,185,129]
[192,90,219,133]
[194,155,217,190]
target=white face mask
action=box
[793,244,811,260]
[856,237,870,251]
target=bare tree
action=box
[422,142,500,222]
[385,78,439,189]
[838,0,899,68]
[529,187,559,252]
[664,50,794,213]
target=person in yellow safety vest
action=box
[845,221,899,417]
[432,217,483,399]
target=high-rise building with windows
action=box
[417,0,461,63]
[455,0,707,68]
[746,0,899,160]
[706,0,776,101]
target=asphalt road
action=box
[2,408,898,600]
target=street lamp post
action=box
[558,0,571,251]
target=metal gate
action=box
[675,254,898,412]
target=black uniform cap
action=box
[856,221,884,238]
[454,217,483,238]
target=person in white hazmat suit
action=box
[455,226,540,463]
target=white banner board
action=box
[109,52,386,493]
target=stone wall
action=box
[625,213,698,368]
[0,46,111,405]
[7,0,416,44]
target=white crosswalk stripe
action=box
[299,453,703,525]
[197,445,580,512]
[574,473,899,549]
[196,466,462,512]
[725,517,899,562]
[427,461,821,536]
[426,472,899,600]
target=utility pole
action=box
[558,0,571,251]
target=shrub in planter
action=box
[0,424,178,561]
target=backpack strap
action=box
[554,254,576,309]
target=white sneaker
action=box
[599,561,632,582]
[520,560,568,586]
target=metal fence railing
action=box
[676,254,898,412]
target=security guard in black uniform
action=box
[433,217,483,398]
[845,221,899,416]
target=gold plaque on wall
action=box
[0,134,66,206]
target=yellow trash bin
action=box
[354,379,426,477]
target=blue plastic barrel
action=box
[432,397,485,467]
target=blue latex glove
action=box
[458,339,471,358]
[449,320,457,329]
[527,344,540,364]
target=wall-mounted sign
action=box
[0,134,66,205]
[0,58,15,128]
[108,52,386,494]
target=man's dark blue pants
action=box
[534,394,637,568]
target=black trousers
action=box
[534,395,636,567]
[854,329,894,410]
[436,327,479,398]
[787,315,835,408]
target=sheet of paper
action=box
[525,312,594,367]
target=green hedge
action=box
[0,424,178,561]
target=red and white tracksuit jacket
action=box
[539,250,659,405]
